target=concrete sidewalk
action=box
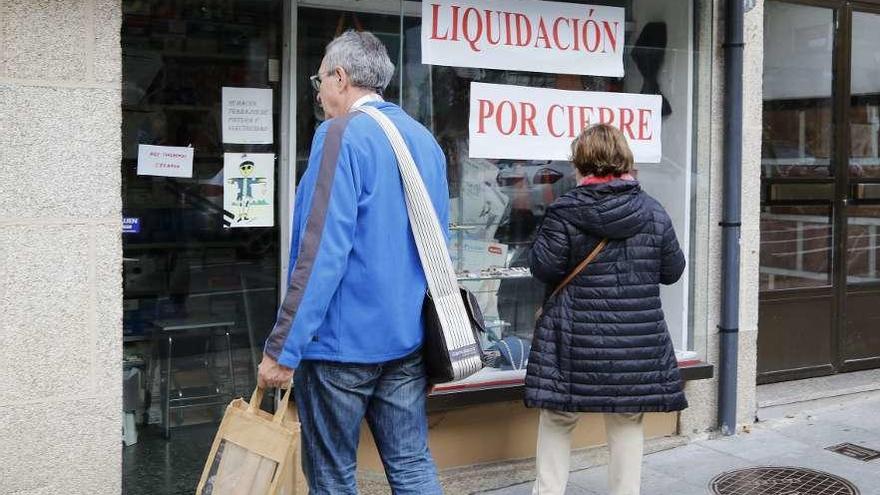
[481,395,880,495]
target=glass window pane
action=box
[850,11,880,179]
[295,7,406,184]
[844,200,880,360]
[402,0,699,375]
[121,1,283,493]
[762,3,834,179]
[846,205,880,283]
[760,206,833,290]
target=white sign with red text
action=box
[422,0,625,77]
[136,144,194,178]
[469,83,662,163]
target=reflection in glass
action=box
[850,11,880,179]
[846,205,880,283]
[293,0,698,373]
[760,206,833,290]
[295,7,412,184]
[121,1,283,494]
[407,0,697,353]
[762,3,834,178]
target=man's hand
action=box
[258,353,294,389]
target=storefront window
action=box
[850,10,880,179]
[295,0,703,390]
[119,0,705,492]
[121,1,283,493]
[760,3,835,291]
[762,3,834,180]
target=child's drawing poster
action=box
[224,153,274,228]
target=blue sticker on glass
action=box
[123,217,141,234]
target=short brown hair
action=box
[570,124,634,177]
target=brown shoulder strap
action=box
[548,238,608,300]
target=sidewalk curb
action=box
[758,387,880,421]
[355,435,690,494]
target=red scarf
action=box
[580,173,636,186]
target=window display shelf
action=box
[426,360,715,412]
[457,267,533,282]
[449,219,539,230]
[432,369,526,395]
[483,319,511,329]
[449,222,507,230]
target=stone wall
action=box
[0,1,122,494]
[681,0,764,437]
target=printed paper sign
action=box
[451,239,509,273]
[224,153,274,228]
[469,82,662,163]
[222,87,274,144]
[137,144,194,178]
[422,0,625,77]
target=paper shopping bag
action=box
[196,387,300,495]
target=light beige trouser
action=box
[532,409,644,495]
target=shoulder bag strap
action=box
[548,238,608,300]
[355,106,482,377]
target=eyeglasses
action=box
[309,71,332,91]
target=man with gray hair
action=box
[257,30,446,494]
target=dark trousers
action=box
[293,352,442,494]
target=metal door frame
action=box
[279,0,297,298]
[839,0,880,372]
[760,0,880,381]
[831,0,851,374]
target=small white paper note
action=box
[136,144,194,178]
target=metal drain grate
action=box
[827,442,880,461]
[709,466,859,495]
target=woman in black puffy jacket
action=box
[525,124,687,495]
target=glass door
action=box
[758,1,837,382]
[841,7,880,370]
[759,0,880,382]
[120,1,285,493]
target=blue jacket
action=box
[264,102,449,369]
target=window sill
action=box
[427,360,714,413]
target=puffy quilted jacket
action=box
[524,179,688,413]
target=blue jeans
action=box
[293,352,442,495]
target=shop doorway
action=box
[119,1,286,493]
[759,0,880,383]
